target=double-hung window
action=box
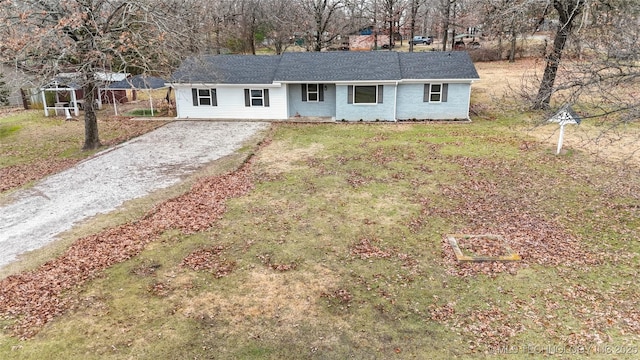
[191,88,217,106]
[423,83,448,103]
[307,84,319,101]
[244,89,270,107]
[251,89,264,106]
[302,84,324,102]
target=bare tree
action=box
[533,0,587,109]
[300,0,345,51]
[479,0,546,62]
[408,0,426,52]
[381,0,404,49]
[439,0,456,50]
[262,0,305,54]
[542,0,639,123]
[0,0,192,150]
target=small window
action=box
[307,84,318,101]
[430,84,442,102]
[244,89,270,107]
[302,84,324,102]
[192,88,217,106]
[198,89,212,105]
[251,89,264,106]
[354,85,377,104]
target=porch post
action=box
[149,90,154,116]
[41,89,49,117]
[556,123,566,155]
[71,89,79,116]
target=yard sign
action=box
[548,105,581,155]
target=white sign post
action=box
[548,105,581,155]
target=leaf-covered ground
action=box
[0,157,255,338]
[0,121,638,359]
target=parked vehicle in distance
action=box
[411,36,432,45]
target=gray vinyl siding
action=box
[335,84,396,121]
[396,83,471,120]
[287,84,336,118]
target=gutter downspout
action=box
[466,81,474,121]
[393,81,399,122]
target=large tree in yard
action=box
[524,0,639,127]
[0,0,189,150]
[533,0,586,109]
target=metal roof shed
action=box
[106,75,168,116]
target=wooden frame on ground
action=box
[446,234,521,262]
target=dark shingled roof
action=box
[108,75,167,89]
[399,52,479,80]
[170,55,281,84]
[170,52,479,84]
[274,51,402,82]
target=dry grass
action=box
[472,58,545,103]
[0,110,169,195]
[1,58,639,359]
[178,266,341,334]
[255,141,325,176]
[473,58,640,167]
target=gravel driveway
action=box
[0,121,268,268]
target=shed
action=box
[107,75,168,115]
[41,72,129,117]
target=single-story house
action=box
[168,51,480,121]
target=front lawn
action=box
[1,119,638,359]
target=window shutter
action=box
[347,85,353,104]
[244,89,250,107]
[264,89,270,107]
[301,84,307,102]
[319,84,324,102]
[377,85,383,103]
[423,84,429,102]
[442,84,448,102]
[211,89,217,106]
[192,88,198,106]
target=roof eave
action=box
[168,82,282,88]
[401,78,479,83]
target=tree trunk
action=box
[388,19,393,49]
[409,2,416,52]
[509,29,516,62]
[533,0,585,110]
[315,31,322,51]
[82,80,101,150]
[441,3,449,51]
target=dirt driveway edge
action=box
[0,121,269,269]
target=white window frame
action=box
[250,89,264,107]
[353,85,377,105]
[306,84,319,102]
[429,83,443,103]
[197,88,215,106]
